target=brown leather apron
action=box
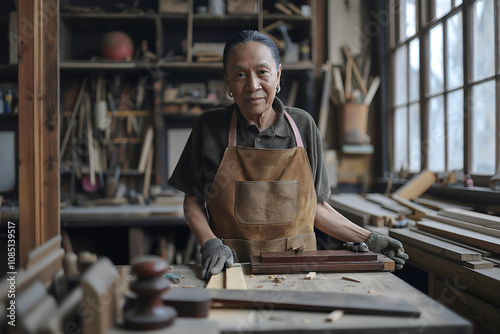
[206,109,317,262]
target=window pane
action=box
[394,107,408,171]
[435,0,451,18]
[409,103,421,171]
[406,0,417,37]
[472,0,495,81]
[409,39,420,101]
[446,12,463,89]
[471,81,495,174]
[428,96,445,171]
[447,89,464,171]
[429,24,444,95]
[455,0,463,6]
[395,46,408,105]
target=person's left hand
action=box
[365,231,409,270]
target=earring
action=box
[276,84,281,94]
[228,91,233,98]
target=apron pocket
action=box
[235,180,298,225]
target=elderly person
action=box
[168,30,408,279]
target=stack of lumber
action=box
[249,250,394,274]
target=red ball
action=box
[101,31,134,61]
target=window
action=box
[389,0,499,185]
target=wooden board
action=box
[416,220,500,254]
[250,255,385,274]
[225,264,247,290]
[393,169,436,200]
[329,194,397,226]
[391,194,433,220]
[389,228,482,262]
[364,193,412,215]
[205,288,420,317]
[440,208,500,230]
[205,272,224,289]
[260,250,377,263]
[410,227,494,257]
[424,213,500,238]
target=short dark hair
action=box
[223,30,281,74]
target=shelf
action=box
[59,60,314,71]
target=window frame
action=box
[388,0,500,186]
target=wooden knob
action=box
[123,256,177,330]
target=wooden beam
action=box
[225,264,247,290]
[18,0,60,268]
[393,169,436,200]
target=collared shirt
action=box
[168,98,331,203]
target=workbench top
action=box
[163,264,472,334]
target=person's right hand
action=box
[200,238,234,279]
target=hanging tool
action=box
[343,241,369,252]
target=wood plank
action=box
[389,228,482,262]
[329,194,397,227]
[205,272,224,289]
[250,255,385,274]
[461,260,494,269]
[391,194,433,220]
[410,227,493,257]
[440,208,500,229]
[26,235,62,269]
[364,193,412,215]
[225,264,247,290]
[260,250,377,263]
[414,197,474,211]
[416,220,500,254]
[424,213,500,238]
[205,288,420,317]
[138,125,154,172]
[393,169,436,200]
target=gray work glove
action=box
[200,238,234,279]
[365,232,409,270]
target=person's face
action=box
[224,41,281,119]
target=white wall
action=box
[328,0,369,65]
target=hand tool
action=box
[343,241,369,252]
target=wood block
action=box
[305,272,316,280]
[41,286,83,334]
[17,248,64,291]
[417,220,500,254]
[250,255,385,274]
[225,264,247,290]
[205,272,224,289]
[81,258,119,334]
[389,228,482,262]
[394,169,436,200]
[462,260,494,269]
[205,288,420,317]
[18,295,58,334]
[260,250,377,263]
[26,235,62,269]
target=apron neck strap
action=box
[229,109,304,148]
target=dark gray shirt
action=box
[167,98,331,203]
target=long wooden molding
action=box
[18,0,60,268]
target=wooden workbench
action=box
[163,264,472,333]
